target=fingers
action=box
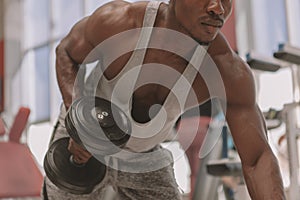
[68,138,92,164]
[71,155,87,165]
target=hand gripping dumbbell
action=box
[44,96,132,194]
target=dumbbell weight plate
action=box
[44,138,106,194]
[65,107,81,145]
[65,96,131,154]
[77,96,131,140]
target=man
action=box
[43,0,286,199]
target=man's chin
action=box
[185,28,219,46]
[197,40,211,46]
[193,33,218,46]
[195,37,214,46]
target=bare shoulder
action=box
[85,0,149,46]
[58,1,149,63]
[208,33,256,106]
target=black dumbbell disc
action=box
[65,108,81,145]
[75,96,131,141]
[44,138,106,194]
[64,96,132,155]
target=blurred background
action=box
[0,0,300,199]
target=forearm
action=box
[243,149,286,200]
[55,43,80,109]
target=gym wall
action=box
[3,0,24,122]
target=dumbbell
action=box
[65,96,132,154]
[44,96,132,194]
[44,137,106,194]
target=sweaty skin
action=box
[55,0,285,199]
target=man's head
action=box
[169,0,233,44]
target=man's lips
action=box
[200,17,224,28]
[201,21,223,28]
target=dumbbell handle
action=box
[69,155,86,167]
[68,138,92,166]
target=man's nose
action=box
[207,0,225,16]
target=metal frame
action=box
[274,43,300,200]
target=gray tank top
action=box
[85,1,208,152]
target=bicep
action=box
[226,103,269,166]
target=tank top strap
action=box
[182,45,209,84]
[121,1,162,71]
[163,45,209,111]
[84,1,162,96]
[143,1,162,27]
[104,1,163,106]
[136,1,162,48]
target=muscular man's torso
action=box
[90,1,213,123]
[61,1,254,151]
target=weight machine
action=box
[246,44,300,200]
[273,43,300,200]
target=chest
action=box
[104,49,186,98]
[100,48,210,122]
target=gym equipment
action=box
[246,52,282,72]
[192,122,224,200]
[44,138,106,194]
[274,43,300,65]
[206,159,242,177]
[193,124,251,200]
[263,108,283,130]
[0,107,44,198]
[44,96,131,194]
[273,43,300,200]
[65,96,131,155]
[206,159,250,200]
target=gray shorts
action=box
[42,106,182,200]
